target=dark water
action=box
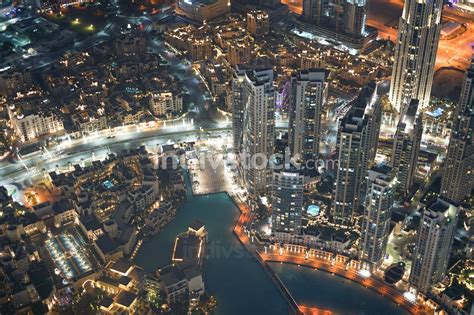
[271,263,409,315]
[134,174,289,314]
[135,172,408,314]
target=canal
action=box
[134,174,289,314]
[271,263,409,314]
[135,173,408,314]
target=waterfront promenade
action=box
[229,193,422,315]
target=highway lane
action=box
[0,121,289,190]
[0,125,226,184]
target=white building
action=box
[8,104,64,142]
[409,197,458,294]
[234,68,275,197]
[389,0,442,112]
[441,58,474,203]
[175,0,230,22]
[288,69,327,161]
[72,110,108,134]
[332,84,381,224]
[392,99,423,194]
[359,165,396,265]
[271,166,305,235]
[231,70,246,154]
[149,92,183,118]
[127,185,156,212]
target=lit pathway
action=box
[231,195,422,315]
[259,252,420,314]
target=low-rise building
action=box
[175,0,230,22]
[128,185,156,212]
[247,10,270,37]
[8,103,64,143]
[145,203,176,235]
[149,92,183,118]
[72,109,108,134]
[157,265,189,304]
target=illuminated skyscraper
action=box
[389,0,442,112]
[392,99,423,194]
[233,68,275,196]
[360,165,396,265]
[410,197,458,293]
[288,69,327,162]
[361,82,382,178]
[302,0,367,37]
[342,0,367,37]
[332,84,381,224]
[271,166,305,235]
[231,69,246,154]
[441,58,474,203]
[302,0,326,25]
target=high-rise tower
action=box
[392,99,423,194]
[288,69,327,162]
[233,68,275,197]
[360,165,396,265]
[332,84,382,224]
[389,0,442,112]
[271,166,305,235]
[409,197,458,293]
[232,69,246,154]
[441,58,474,203]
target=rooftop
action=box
[114,290,137,308]
[158,265,186,287]
[95,234,117,255]
[110,258,133,275]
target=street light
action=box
[358,269,371,278]
[403,291,416,304]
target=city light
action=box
[0,1,471,314]
[358,269,371,278]
[403,291,417,304]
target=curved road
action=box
[0,124,230,189]
[231,195,422,314]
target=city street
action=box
[367,0,474,70]
[0,123,231,199]
[281,0,474,70]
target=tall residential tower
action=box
[392,99,423,194]
[410,197,459,293]
[288,69,327,162]
[360,165,397,265]
[232,70,246,154]
[389,0,442,112]
[232,68,275,197]
[332,83,381,224]
[441,58,474,203]
[271,166,305,235]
